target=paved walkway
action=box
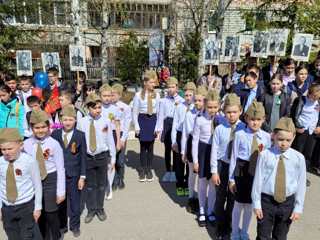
[1,140,319,239]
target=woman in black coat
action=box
[262,74,291,132]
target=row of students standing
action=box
[155,74,308,240]
[0,76,132,239]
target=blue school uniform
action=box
[229,127,271,203]
[192,112,222,180]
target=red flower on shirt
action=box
[15,168,22,176]
[43,148,50,160]
[71,142,77,154]
[258,144,264,152]
[103,126,108,133]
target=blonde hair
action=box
[141,70,157,100]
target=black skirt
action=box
[197,141,212,180]
[186,135,193,163]
[42,172,58,212]
[234,159,254,203]
[161,117,173,143]
[138,114,157,142]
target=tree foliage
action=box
[116,32,148,86]
[171,0,233,81]
[242,0,319,57]
[0,0,48,71]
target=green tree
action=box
[171,0,233,82]
[242,0,320,57]
[116,32,148,86]
[0,0,49,71]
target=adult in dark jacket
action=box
[262,74,291,132]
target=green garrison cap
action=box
[245,100,265,119]
[0,128,23,143]
[30,110,49,124]
[274,117,296,133]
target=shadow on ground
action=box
[126,149,217,239]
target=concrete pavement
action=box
[1,140,319,239]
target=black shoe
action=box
[139,170,146,182]
[84,212,95,224]
[307,179,311,187]
[60,227,68,235]
[146,170,154,182]
[118,178,125,189]
[112,176,119,191]
[186,198,198,214]
[194,198,199,212]
[198,214,207,227]
[72,229,81,238]
[96,210,107,221]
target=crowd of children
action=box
[0,55,318,239]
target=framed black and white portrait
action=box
[69,45,86,72]
[252,31,270,58]
[203,34,220,66]
[291,33,314,62]
[16,50,33,76]
[222,35,241,62]
[41,52,62,77]
[239,34,254,56]
[267,29,289,57]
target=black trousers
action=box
[174,131,188,188]
[292,131,316,167]
[140,141,154,173]
[215,161,234,234]
[59,176,81,231]
[162,118,174,172]
[113,131,126,185]
[256,194,295,240]
[2,199,42,240]
[86,166,107,213]
[311,138,320,169]
[39,172,60,240]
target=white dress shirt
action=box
[0,152,42,211]
[77,114,116,164]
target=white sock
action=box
[232,201,243,236]
[242,203,253,234]
[107,164,115,194]
[198,177,208,214]
[207,180,216,215]
[188,162,196,198]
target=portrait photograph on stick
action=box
[252,31,269,58]
[41,52,62,77]
[267,29,289,56]
[203,34,220,66]
[69,45,86,72]
[222,35,241,62]
[16,50,33,76]
[291,33,314,61]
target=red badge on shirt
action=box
[258,144,264,152]
[103,126,108,133]
[71,142,77,154]
[43,149,50,160]
[15,168,22,176]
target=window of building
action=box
[102,3,170,30]
[13,1,70,26]
[55,2,69,25]
[25,2,40,24]
[41,2,54,25]
[88,2,103,27]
